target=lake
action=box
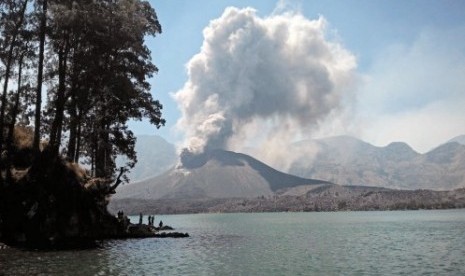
[1,209,465,275]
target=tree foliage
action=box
[0,0,165,180]
[0,0,165,248]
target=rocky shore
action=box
[0,131,188,250]
[110,185,465,214]
[119,223,189,239]
[113,213,188,239]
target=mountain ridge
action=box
[114,149,332,200]
[110,135,465,214]
[126,134,465,191]
[448,135,465,145]
[117,135,177,182]
[288,136,465,190]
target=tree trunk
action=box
[5,54,25,182]
[66,53,81,162]
[49,40,69,156]
[0,48,14,148]
[66,95,77,161]
[74,110,82,163]
[95,121,112,178]
[95,127,106,178]
[91,131,96,177]
[33,0,48,154]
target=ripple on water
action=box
[1,210,465,275]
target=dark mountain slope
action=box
[114,149,331,200]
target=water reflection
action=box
[0,245,117,275]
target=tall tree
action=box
[2,0,165,180]
[0,0,166,248]
[54,0,165,178]
[0,0,29,152]
[47,0,72,155]
[5,26,35,158]
[32,0,47,153]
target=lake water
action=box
[1,209,465,275]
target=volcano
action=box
[114,149,331,200]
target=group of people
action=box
[139,213,163,228]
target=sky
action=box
[130,0,465,155]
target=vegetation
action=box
[110,186,465,214]
[0,0,164,248]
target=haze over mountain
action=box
[127,134,465,191]
[288,136,465,190]
[115,149,331,200]
[110,135,465,214]
[117,135,177,181]
[448,135,465,146]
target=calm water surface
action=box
[1,209,465,275]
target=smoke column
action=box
[174,7,357,168]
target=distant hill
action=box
[110,185,465,215]
[113,149,331,200]
[117,135,177,182]
[110,136,465,214]
[448,135,465,145]
[120,134,465,191]
[288,136,465,190]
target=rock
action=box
[112,220,188,239]
[127,224,156,238]
[154,232,189,238]
[156,225,174,231]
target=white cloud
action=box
[174,7,357,168]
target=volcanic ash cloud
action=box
[174,7,357,160]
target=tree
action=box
[4,36,35,181]
[0,0,29,153]
[26,0,165,179]
[1,0,165,181]
[47,0,71,155]
[52,0,164,178]
[32,0,46,154]
[1,0,166,248]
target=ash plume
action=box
[174,7,357,168]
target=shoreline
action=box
[110,187,465,215]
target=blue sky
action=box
[131,0,465,153]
